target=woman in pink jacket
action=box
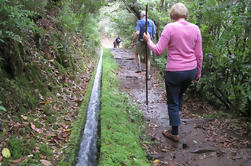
[143,3,203,142]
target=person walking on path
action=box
[114,35,121,48]
[143,3,203,142]
[131,11,156,79]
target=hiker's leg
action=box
[135,53,140,64]
[179,83,188,111]
[165,71,181,128]
[135,42,141,65]
[135,42,142,72]
[179,68,198,111]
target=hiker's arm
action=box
[131,31,139,46]
[132,20,141,43]
[194,28,203,82]
[144,25,170,56]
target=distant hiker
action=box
[143,3,203,142]
[131,11,156,79]
[113,35,121,48]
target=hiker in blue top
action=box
[131,11,156,79]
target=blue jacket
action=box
[136,18,156,42]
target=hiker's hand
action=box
[143,32,150,42]
[194,76,200,83]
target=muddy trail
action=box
[109,47,251,166]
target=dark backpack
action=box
[116,37,121,43]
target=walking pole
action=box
[145,4,148,106]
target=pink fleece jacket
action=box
[147,20,203,78]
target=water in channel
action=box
[76,48,103,166]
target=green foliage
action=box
[0,0,104,114]
[8,137,35,159]
[99,1,136,47]
[39,143,52,156]
[0,101,7,112]
[203,111,231,119]
[19,0,48,13]
[99,49,150,166]
[187,0,250,115]
[0,0,37,44]
[53,0,102,68]
[0,74,43,115]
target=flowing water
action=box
[76,48,103,166]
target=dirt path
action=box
[101,35,114,48]
[109,47,251,166]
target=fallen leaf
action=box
[9,157,27,164]
[40,159,52,166]
[21,115,28,120]
[30,122,42,133]
[160,148,169,152]
[65,136,69,142]
[45,100,51,104]
[120,161,127,165]
[2,148,11,158]
[64,116,71,121]
[53,104,59,110]
[64,128,72,134]
[153,159,159,166]
[149,123,158,128]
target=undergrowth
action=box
[0,0,102,165]
[99,48,150,166]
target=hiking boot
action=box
[162,130,179,142]
[135,64,141,73]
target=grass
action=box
[98,48,150,166]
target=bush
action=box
[0,0,37,44]
[187,0,250,116]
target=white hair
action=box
[170,3,189,20]
[140,11,146,17]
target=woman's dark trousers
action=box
[164,68,197,128]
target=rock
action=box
[146,153,166,160]
[182,143,189,149]
[190,147,218,153]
